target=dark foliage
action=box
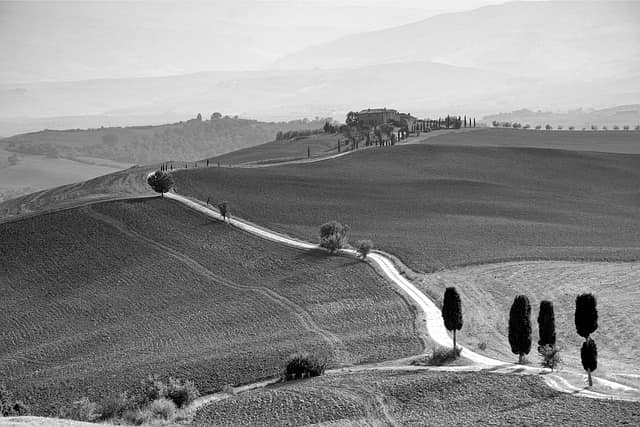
[575,293,598,339]
[354,239,373,260]
[442,287,463,353]
[537,300,556,348]
[319,221,350,253]
[147,170,174,196]
[276,128,325,141]
[284,353,327,380]
[218,200,229,221]
[508,295,532,362]
[0,384,30,416]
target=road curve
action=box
[164,191,639,402]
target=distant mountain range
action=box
[483,105,640,128]
[1,1,638,136]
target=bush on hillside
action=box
[99,392,135,420]
[148,398,177,421]
[166,377,199,408]
[418,346,462,366]
[58,397,100,422]
[355,239,373,260]
[0,385,29,417]
[319,221,350,253]
[139,375,199,409]
[284,352,327,380]
[147,170,174,196]
[545,124,552,130]
[539,344,562,371]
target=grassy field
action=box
[418,261,640,389]
[413,128,640,154]
[207,133,344,165]
[0,197,421,415]
[174,141,640,272]
[192,370,640,426]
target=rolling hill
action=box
[174,136,640,272]
[0,197,421,415]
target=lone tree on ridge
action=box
[442,287,463,355]
[508,295,532,364]
[581,338,597,386]
[319,221,350,253]
[147,170,174,197]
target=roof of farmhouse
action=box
[358,108,399,114]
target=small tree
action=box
[218,201,229,222]
[623,125,630,130]
[442,287,463,355]
[545,124,552,130]
[147,170,174,197]
[575,293,598,340]
[319,221,350,253]
[508,295,532,364]
[535,125,542,130]
[591,125,598,131]
[569,126,575,130]
[581,338,597,386]
[354,239,373,260]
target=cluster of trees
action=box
[275,128,326,141]
[494,121,640,131]
[318,221,373,260]
[440,287,600,386]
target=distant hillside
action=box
[483,105,640,129]
[1,116,329,165]
[273,1,640,81]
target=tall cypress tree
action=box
[575,293,598,339]
[537,300,556,349]
[508,295,532,364]
[442,287,463,355]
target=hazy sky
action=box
[0,0,551,83]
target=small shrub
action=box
[319,221,350,253]
[428,346,462,366]
[140,375,167,404]
[166,377,199,408]
[355,239,373,260]
[148,398,176,421]
[59,397,100,422]
[477,341,487,351]
[99,392,133,420]
[1,385,29,417]
[284,352,327,380]
[539,345,562,371]
[122,408,148,426]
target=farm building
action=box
[357,108,400,126]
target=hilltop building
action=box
[357,108,399,126]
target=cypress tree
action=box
[508,295,532,364]
[581,338,597,386]
[575,293,598,339]
[537,300,556,348]
[442,287,463,355]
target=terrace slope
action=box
[174,143,640,272]
[0,197,421,415]
[192,370,640,426]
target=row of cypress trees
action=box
[441,287,599,386]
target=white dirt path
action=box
[165,192,640,403]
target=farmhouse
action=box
[357,108,420,132]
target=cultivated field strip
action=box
[419,261,640,388]
[192,370,640,426]
[84,207,350,362]
[0,198,420,414]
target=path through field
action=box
[164,192,640,403]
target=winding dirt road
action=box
[164,191,640,403]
